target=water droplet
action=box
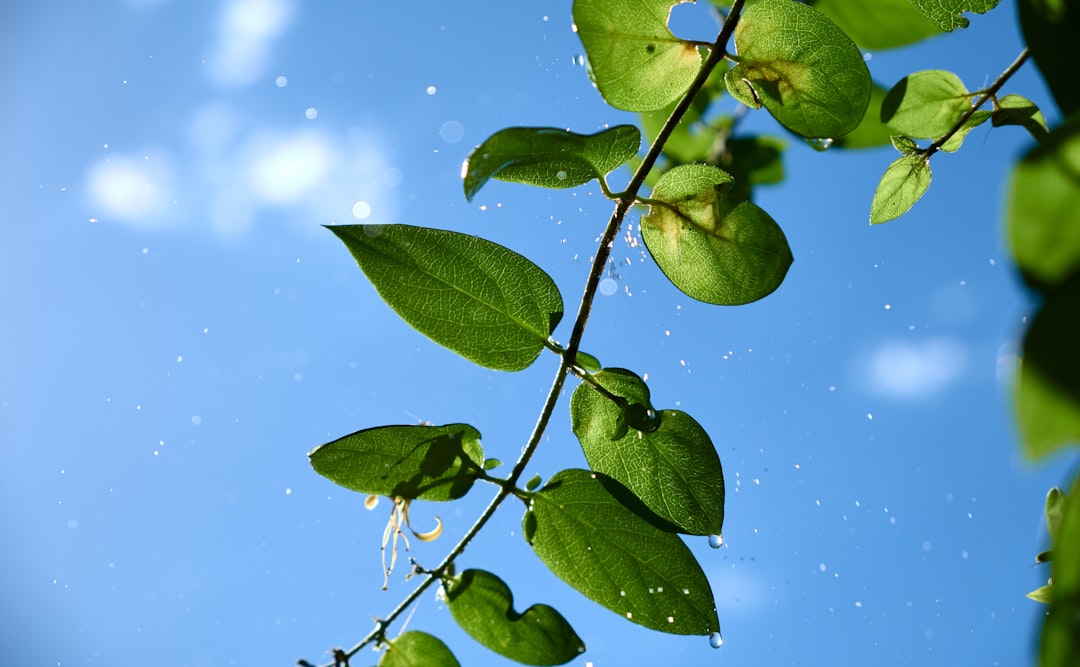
[599,277,618,296]
[555,170,568,180]
[275,75,288,88]
[805,137,834,152]
[351,201,372,220]
[708,534,723,549]
[426,85,437,95]
[709,631,723,649]
[305,107,318,120]
[572,54,585,67]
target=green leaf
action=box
[1019,0,1080,117]
[1007,121,1080,289]
[1015,278,1080,459]
[833,84,896,150]
[715,135,786,202]
[329,224,563,371]
[524,469,719,635]
[526,474,543,492]
[881,70,971,139]
[992,94,1049,142]
[641,164,793,305]
[463,126,641,201]
[639,59,729,162]
[939,109,991,152]
[570,369,725,536]
[444,569,586,666]
[1040,475,1080,667]
[379,631,460,667]
[908,0,1000,31]
[572,0,703,112]
[1027,584,1053,604]
[1047,487,1067,542]
[890,135,920,156]
[808,0,941,50]
[726,0,871,139]
[574,350,602,372]
[309,423,484,501]
[870,155,931,224]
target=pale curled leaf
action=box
[329,224,563,371]
[463,125,641,201]
[870,155,931,224]
[524,469,719,635]
[445,569,585,665]
[572,0,703,111]
[993,93,1049,141]
[726,0,871,139]
[641,164,792,305]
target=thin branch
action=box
[924,47,1030,158]
[299,3,746,664]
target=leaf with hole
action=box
[881,70,971,138]
[463,126,641,201]
[725,0,871,139]
[641,164,792,305]
[570,368,724,535]
[908,0,1000,31]
[379,631,461,667]
[524,469,719,635]
[330,224,563,371]
[309,423,484,501]
[870,155,931,224]
[444,569,585,665]
[572,0,703,111]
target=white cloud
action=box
[86,150,177,226]
[205,0,295,87]
[248,131,337,204]
[863,337,968,400]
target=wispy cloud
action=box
[204,0,296,88]
[861,337,968,400]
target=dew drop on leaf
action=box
[708,534,723,549]
[709,631,723,649]
[805,137,834,152]
[556,170,568,180]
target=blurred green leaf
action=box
[908,0,1000,31]
[992,94,1049,142]
[1028,584,1054,604]
[524,469,719,635]
[572,0,703,112]
[809,0,941,49]
[881,70,971,139]
[1015,278,1080,458]
[939,110,991,152]
[641,164,792,305]
[329,224,563,371]
[1040,475,1080,667]
[444,569,585,665]
[1047,487,1067,541]
[1007,121,1080,289]
[1019,0,1080,117]
[570,368,725,535]
[463,125,640,201]
[379,631,460,667]
[870,155,932,224]
[309,424,483,501]
[715,135,786,202]
[833,84,896,150]
[726,0,871,138]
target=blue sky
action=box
[1,1,1072,665]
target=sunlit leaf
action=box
[574,350,603,372]
[444,569,585,665]
[524,469,719,635]
[870,155,931,224]
[726,0,871,139]
[881,70,971,139]
[1027,584,1053,604]
[641,164,792,305]
[1015,278,1080,459]
[908,0,1000,31]
[463,125,641,201]
[1040,476,1080,667]
[309,423,484,501]
[992,94,1049,142]
[1019,0,1080,117]
[939,110,991,152]
[1007,121,1080,289]
[329,224,563,371]
[833,84,896,150]
[570,368,725,535]
[572,0,703,111]
[890,135,920,156]
[809,0,941,50]
[379,631,460,667]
